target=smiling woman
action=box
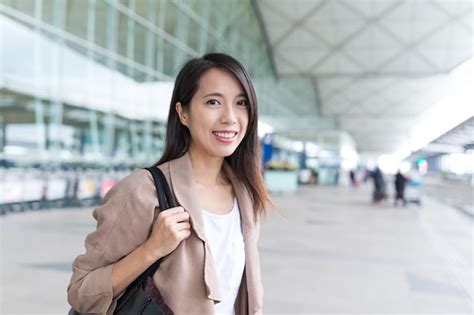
[67,53,272,315]
[175,68,249,161]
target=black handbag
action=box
[69,167,174,315]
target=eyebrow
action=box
[202,92,247,99]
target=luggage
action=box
[405,176,422,205]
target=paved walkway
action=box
[422,175,473,217]
[1,183,472,314]
[261,184,472,314]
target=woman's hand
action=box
[144,206,191,261]
[110,207,191,297]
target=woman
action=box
[67,53,272,315]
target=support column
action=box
[130,120,139,159]
[50,0,66,154]
[33,0,47,157]
[104,2,118,158]
[89,111,100,156]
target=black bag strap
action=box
[127,166,176,289]
[148,166,176,209]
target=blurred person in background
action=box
[394,170,408,207]
[370,166,386,203]
[349,169,359,188]
[67,53,272,315]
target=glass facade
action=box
[0,0,319,166]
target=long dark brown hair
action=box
[154,53,272,220]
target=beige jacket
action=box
[67,152,263,314]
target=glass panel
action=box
[155,33,165,74]
[164,4,176,36]
[134,0,147,20]
[5,0,35,17]
[135,0,157,23]
[117,12,128,57]
[187,0,199,15]
[187,19,200,53]
[119,0,129,7]
[207,0,219,33]
[65,0,89,39]
[157,0,167,29]
[162,41,176,77]
[94,0,108,48]
[145,31,157,72]
[134,22,147,66]
[42,0,55,24]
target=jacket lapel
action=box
[167,153,221,302]
[168,153,206,242]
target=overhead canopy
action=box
[256,0,473,154]
[428,116,474,152]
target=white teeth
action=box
[213,132,236,139]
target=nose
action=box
[220,104,237,125]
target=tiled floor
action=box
[1,183,472,314]
[261,184,472,314]
[422,175,474,217]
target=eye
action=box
[206,99,220,105]
[237,99,249,107]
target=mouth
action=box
[211,131,238,143]
[212,131,238,139]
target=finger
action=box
[158,206,184,217]
[177,229,191,240]
[174,222,191,231]
[168,210,190,223]
[157,207,185,220]
[162,206,185,215]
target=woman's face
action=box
[176,68,249,159]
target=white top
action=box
[202,198,245,315]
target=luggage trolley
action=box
[405,174,422,206]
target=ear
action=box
[175,102,189,127]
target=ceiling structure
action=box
[256,0,473,154]
[431,116,474,149]
[410,116,474,162]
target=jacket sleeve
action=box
[67,169,158,314]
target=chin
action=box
[214,147,238,158]
[220,149,237,157]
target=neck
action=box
[188,146,226,186]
